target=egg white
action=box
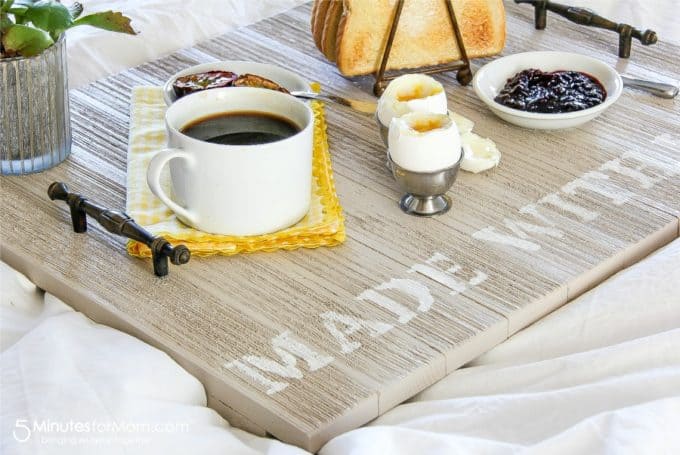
[450,111,474,134]
[388,112,462,173]
[377,74,448,126]
[460,132,501,173]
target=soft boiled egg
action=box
[388,112,462,173]
[377,74,448,127]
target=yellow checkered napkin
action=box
[126,87,345,257]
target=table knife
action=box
[290,91,377,115]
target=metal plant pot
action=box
[1,35,71,175]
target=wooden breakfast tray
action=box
[1,3,678,452]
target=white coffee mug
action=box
[147,87,313,236]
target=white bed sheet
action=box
[63,0,308,88]
[3,1,680,453]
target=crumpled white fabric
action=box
[62,0,307,88]
[2,240,679,454]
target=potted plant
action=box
[1,0,136,175]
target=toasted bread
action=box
[312,0,332,52]
[336,0,506,76]
[311,0,320,41]
[321,1,344,62]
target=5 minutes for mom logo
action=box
[12,418,190,443]
[13,419,31,442]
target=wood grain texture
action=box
[1,2,679,452]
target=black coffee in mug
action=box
[181,111,300,146]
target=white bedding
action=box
[64,0,308,88]
[2,1,680,453]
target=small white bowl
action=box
[473,51,623,130]
[163,60,308,106]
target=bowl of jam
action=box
[473,52,623,130]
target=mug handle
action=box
[146,148,197,225]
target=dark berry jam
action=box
[494,69,607,113]
[173,71,238,98]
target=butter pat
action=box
[388,112,461,173]
[377,74,447,126]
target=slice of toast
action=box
[336,0,506,76]
[312,0,332,52]
[311,0,320,40]
[321,1,344,62]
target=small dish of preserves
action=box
[494,69,606,113]
[163,61,308,105]
[473,51,623,130]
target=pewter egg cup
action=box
[376,115,392,170]
[387,153,462,217]
[376,114,389,147]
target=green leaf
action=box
[2,23,53,56]
[12,0,38,8]
[9,5,28,16]
[73,10,136,35]
[1,1,15,13]
[1,12,12,31]
[10,0,37,14]
[23,0,72,40]
[67,2,82,20]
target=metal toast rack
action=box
[48,182,190,277]
[373,0,472,96]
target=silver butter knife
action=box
[621,74,679,99]
[290,91,377,115]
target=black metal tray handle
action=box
[48,182,190,277]
[515,0,657,58]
